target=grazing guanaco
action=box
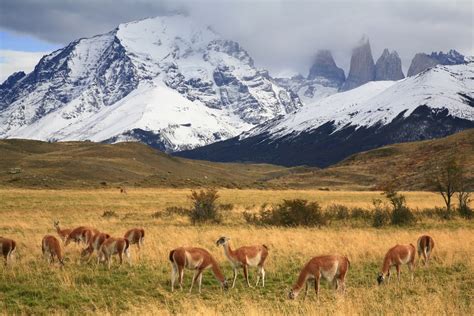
[124,228,145,250]
[377,244,415,285]
[98,237,130,269]
[169,247,229,293]
[216,236,268,288]
[53,220,72,243]
[0,237,16,266]
[417,235,435,266]
[64,226,100,246]
[120,187,127,194]
[41,235,64,266]
[288,255,350,299]
[80,232,111,263]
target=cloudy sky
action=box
[0,0,472,82]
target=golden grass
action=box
[0,189,473,315]
[0,188,453,213]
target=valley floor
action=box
[0,189,472,314]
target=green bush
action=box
[244,199,327,227]
[372,199,390,228]
[458,204,473,219]
[188,189,221,224]
[326,204,350,220]
[383,190,416,226]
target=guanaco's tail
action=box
[169,250,175,263]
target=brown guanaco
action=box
[216,236,268,288]
[0,237,16,266]
[417,235,435,266]
[377,244,415,285]
[288,255,350,299]
[169,247,228,293]
[42,235,64,266]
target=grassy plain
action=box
[0,189,473,315]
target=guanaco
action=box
[53,220,72,243]
[98,237,130,269]
[80,232,111,263]
[124,228,145,250]
[417,235,435,266]
[288,255,350,299]
[377,244,415,285]
[216,236,268,288]
[42,235,64,266]
[169,247,228,293]
[65,226,100,246]
[0,237,16,266]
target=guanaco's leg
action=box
[243,265,251,287]
[232,268,238,288]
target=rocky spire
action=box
[407,53,439,77]
[407,49,466,77]
[340,36,375,91]
[375,49,404,81]
[307,50,345,87]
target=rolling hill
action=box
[1,129,472,190]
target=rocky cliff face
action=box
[408,49,466,76]
[375,49,404,81]
[308,50,345,86]
[407,53,439,77]
[340,36,376,91]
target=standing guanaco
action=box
[288,255,350,299]
[124,228,145,250]
[216,236,268,288]
[0,237,16,266]
[417,235,435,266]
[377,244,415,285]
[53,220,72,243]
[80,232,111,263]
[97,237,130,269]
[42,235,64,266]
[169,247,228,293]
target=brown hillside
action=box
[1,129,472,190]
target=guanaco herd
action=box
[1,226,435,299]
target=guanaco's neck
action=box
[382,255,392,275]
[210,257,226,283]
[223,242,236,259]
[55,225,61,233]
[292,266,310,293]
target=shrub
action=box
[350,207,372,220]
[188,189,221,224]
[458,191,472,219]
[372,199,390,228]
[326,204,350,220]
[383,190,416,226]
[244,199,327,227]
[458,204,473,219]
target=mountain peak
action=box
[0,14,301,152]
[340,36,375,91]
[307,49,345,86]
[375,49,404,81]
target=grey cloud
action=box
[1,0,472,76]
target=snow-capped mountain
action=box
[0,15,301,151]
[177,63,474,167]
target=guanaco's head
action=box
[53,220,59,228]
[222,279,229,291]
[288,289,298,300]
[377,272,385,285]
[216,236,230,246]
